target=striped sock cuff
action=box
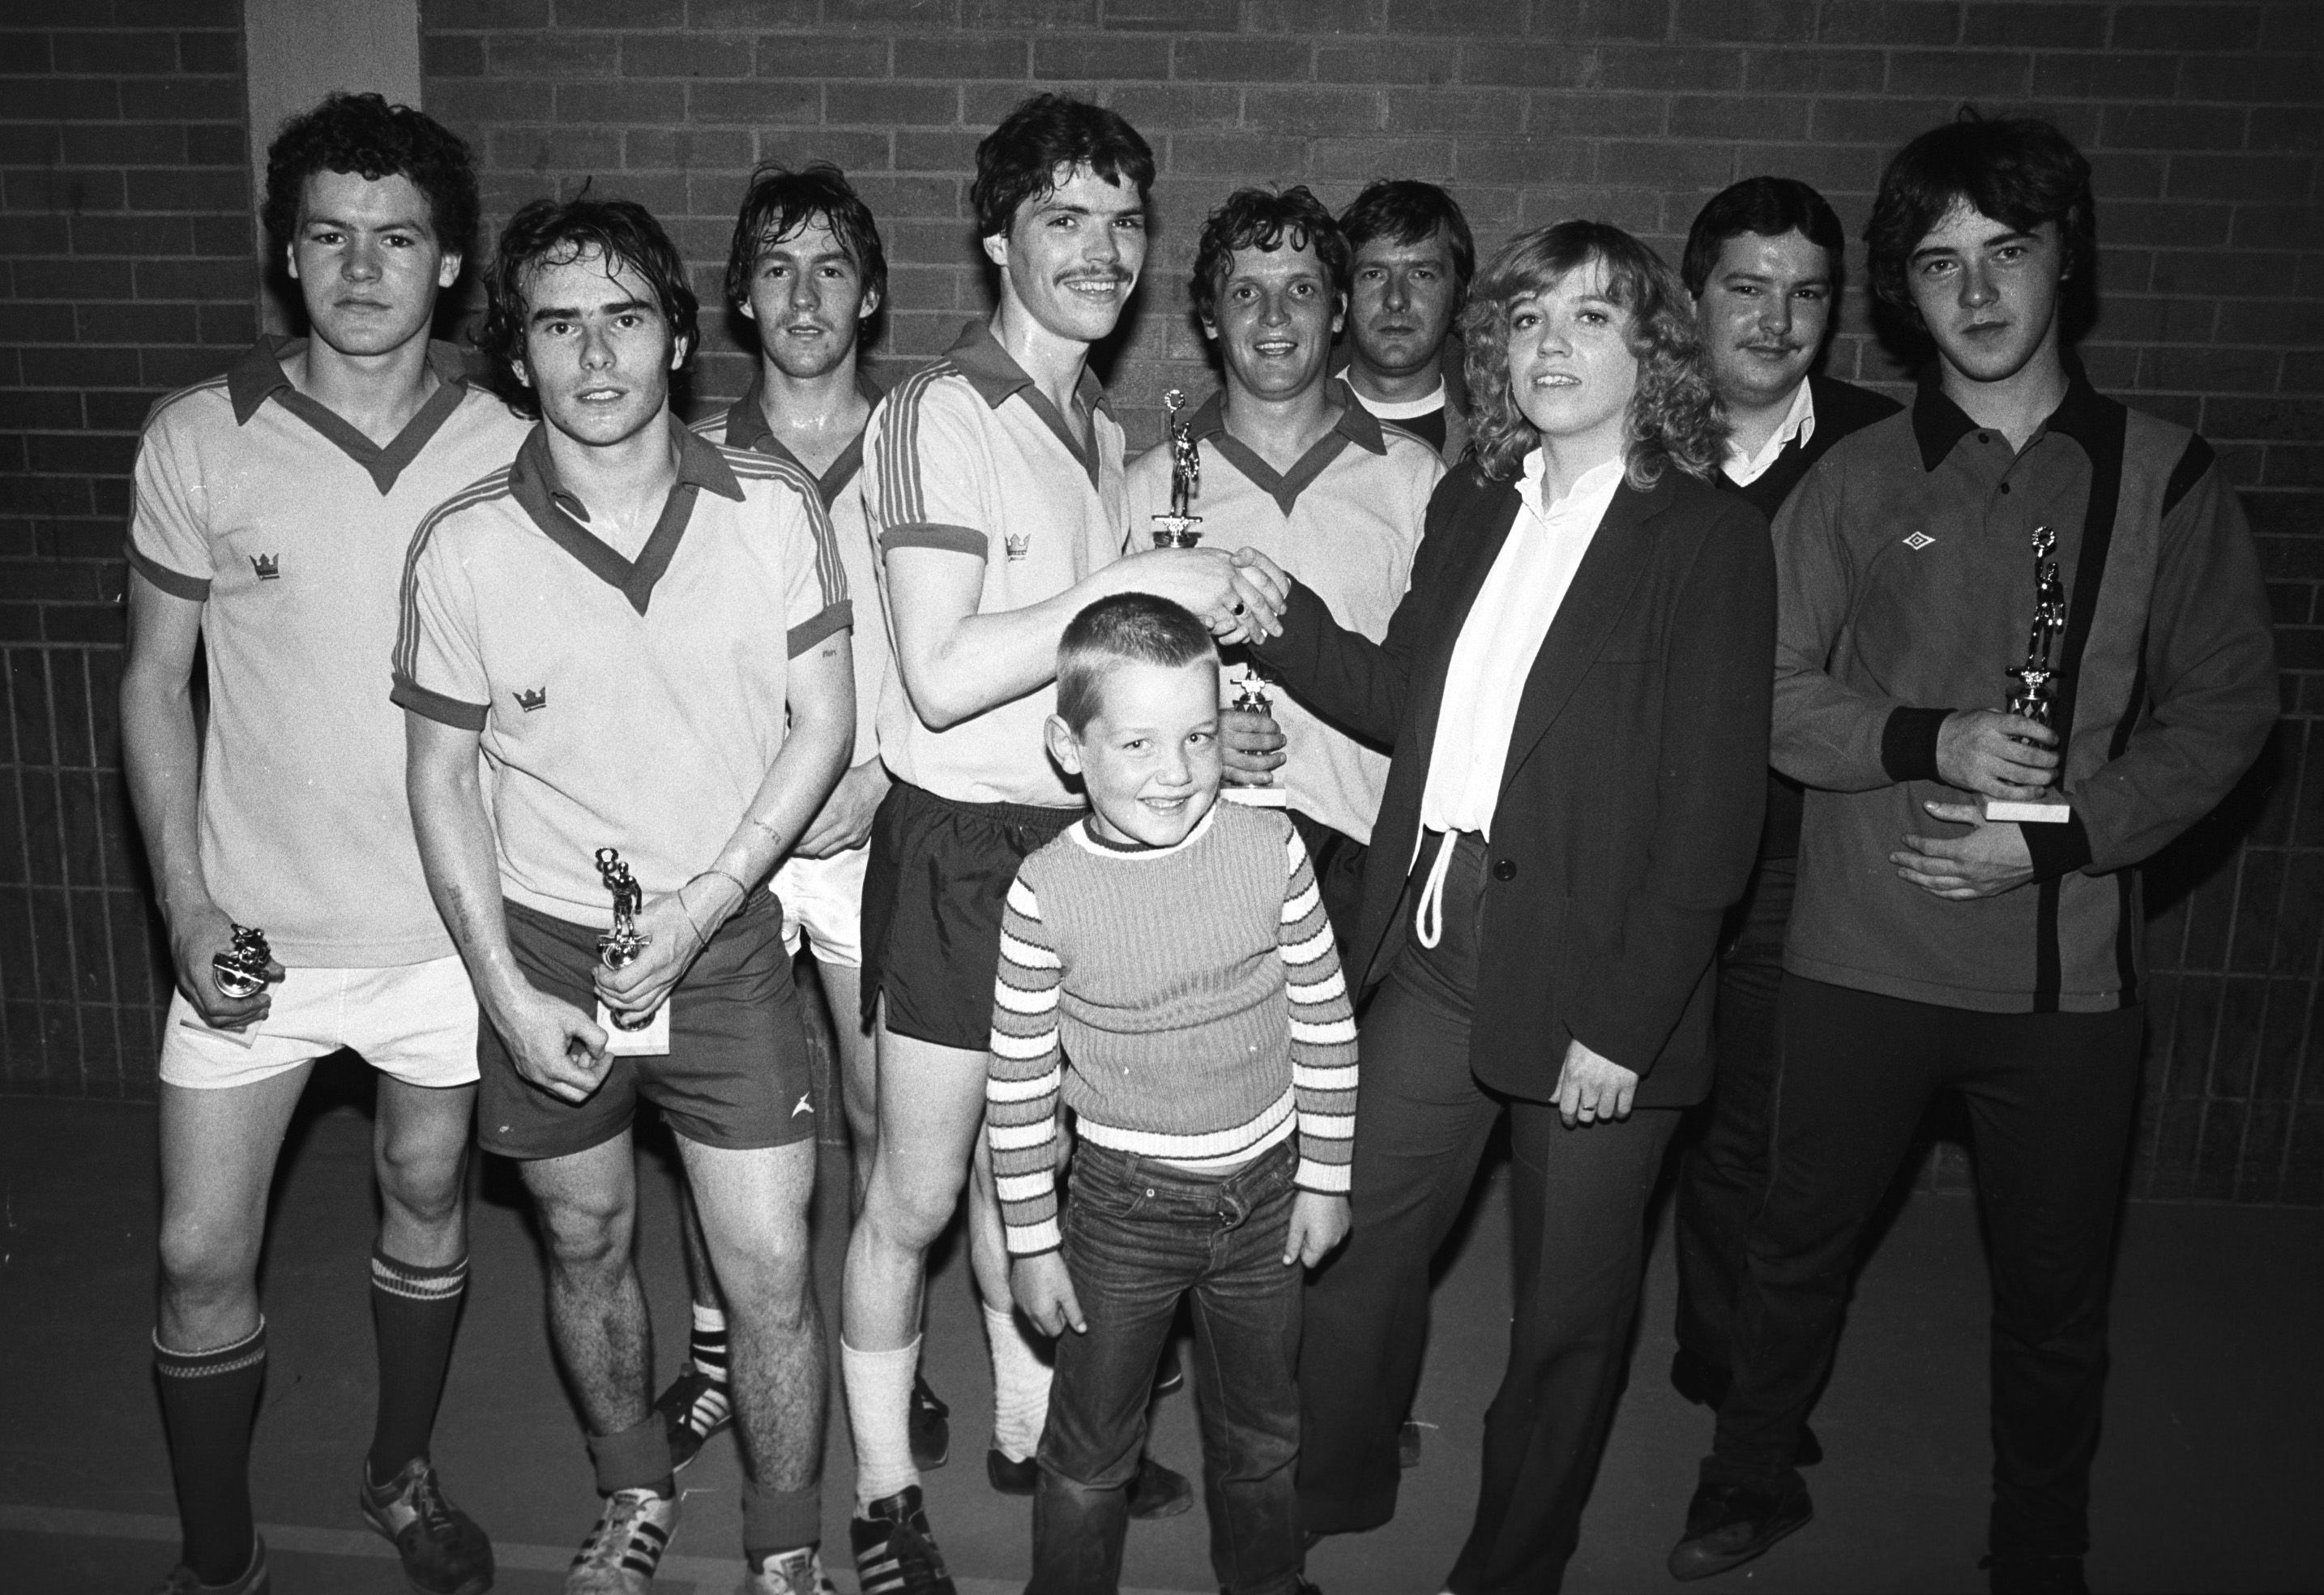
[371,1250,470,1304]
[154,1317,268,1379]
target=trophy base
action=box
[597,999,671,1055]
[211,958,267,1000]
[1222,785,1288,809]
[1151,514,1203,549]
[1985,798,2072,824]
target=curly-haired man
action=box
[122,92,525,1595]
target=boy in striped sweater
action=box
[988,593,1356,1595]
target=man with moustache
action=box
[651,161,953,1481]
[399,197,854,1595]
[1667,177,1899,1439]
[1669,117,2276,1594]
[1335,180,1476,464]
[847,93,1279,1593]
[1125,185,1442,947]
[122,92,524,1595]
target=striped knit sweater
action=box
[987,802,1359,1258]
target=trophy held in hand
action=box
[211,922,274,999]
[1984,524,2073,825]
[1151,388,1205,549]
[595,846,650,969]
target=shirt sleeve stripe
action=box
[390,676,489,732]
[123,541,209,601]
[786,600,852,658]
[881,522,989,558]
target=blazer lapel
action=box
[1495,477,1664,797]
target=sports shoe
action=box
[152,1537,270,1594]
[1666,1475,1812,1581]
[653,1362,733,1471]
[743,1544,839,1594]
[850,1485,955,1595]
[986,1447,1193,1520]
[568,1488,678,1594]
[908,1371,950,1470]
[360,1457,494,1595]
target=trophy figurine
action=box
[211,922,273,999]
[1222,669,1288,808]
[1151,388,1205,549]
[1984,524,2072,824]
[595,846,651,969]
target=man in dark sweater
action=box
[1669,118,2277,1595]
[1668,177,1899,1438]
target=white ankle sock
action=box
[983,1301,1053,1464]
[843,1336,921,1510]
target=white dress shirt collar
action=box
[1722,377,1817,487]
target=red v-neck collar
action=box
[227,335,482,494]
[722,367,884,507]
[1186,380,1386,516]
[506,417,745,617]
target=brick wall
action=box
[2,0,2318,1200]
[1,0,251,1097]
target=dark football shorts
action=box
[480,891,815,1160]
[859,777,1079,1051]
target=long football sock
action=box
[842,1336,921,1510]
[983,1301,1052,1465]
[689,1301,730,1383]
[155,1319,267,1584]
[367,1250,469,1482]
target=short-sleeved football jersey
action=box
[693,369,887,766]
[863,319,1126,808]
[391,417,850,926]
[124,336,531,965]
[1123,387,1439,845]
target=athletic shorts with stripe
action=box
[858,778,1079,1051]
[479,890,817,1159]
[160,954,480,1091]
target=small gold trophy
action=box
[1984,524,2072,824]
[595,846,650,968]
[1151,388,1205,549]
[211,922,273,998]
[1222,669,1288,809]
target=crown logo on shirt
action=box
[514,686,548,712]
[250,554,280,580]
[1004,532,1031,561]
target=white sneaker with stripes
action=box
[566,1488,677,1593]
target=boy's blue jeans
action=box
[1029,1138,1305,1595]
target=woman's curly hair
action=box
[1459,220,1724,490]
[262,92,479,264]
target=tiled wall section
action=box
[3,0,2320,1201]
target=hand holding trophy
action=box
[211,922,276,999]
[1984,525,2072,825]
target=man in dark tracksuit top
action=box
[1669,118,2277,1595]
[1667,177,1901,1444]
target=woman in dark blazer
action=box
[1233,220,1776,1593]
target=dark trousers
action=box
[1709,975,2144,1558]
[1672,853,1796,1388]
[1296,833,1681,1594]
[1031,1140,1303,1595]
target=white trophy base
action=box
[1984,798,2072,824]
[1222,785,1289,809]
[598,999,671,1055]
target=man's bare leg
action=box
[153,1067,314,1584]
[517,1134,660,1462]
[681,1136,825,1561]
[842,1015,1006,1511]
